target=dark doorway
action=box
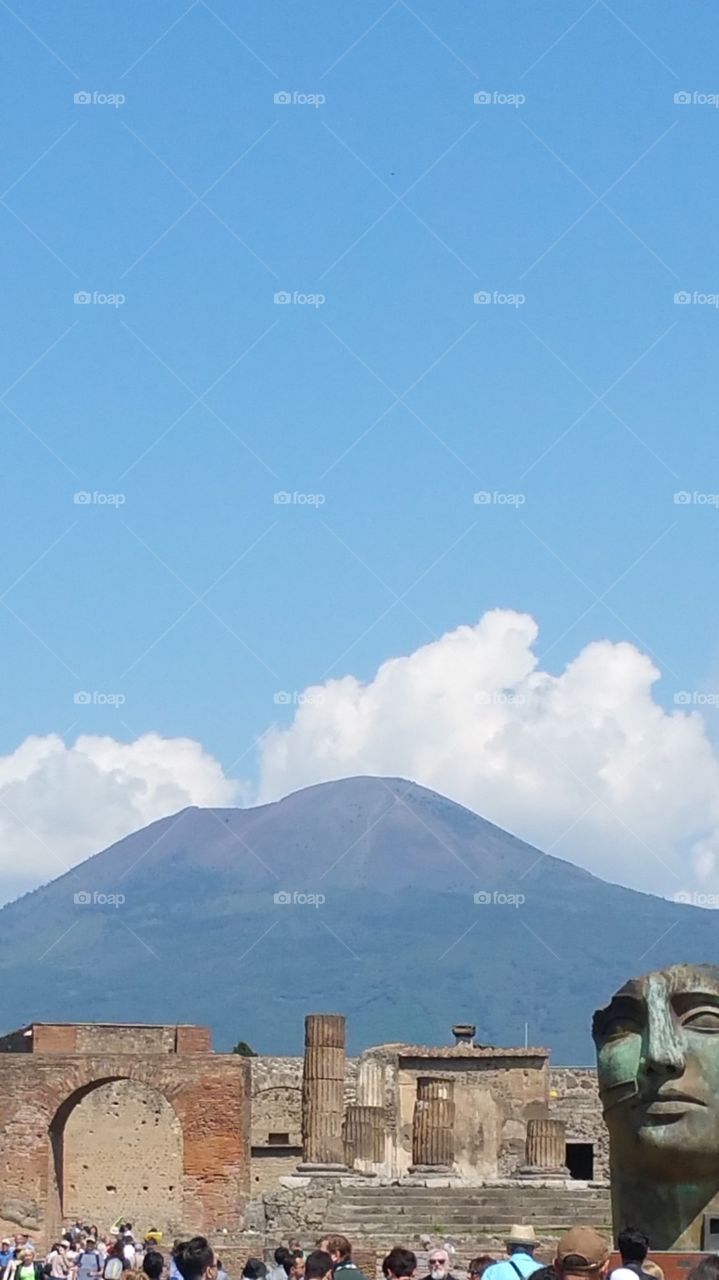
[566,1142,594,1180]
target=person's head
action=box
[303,1253,332,1280]
[505,1229,537,1259]
[19,1249,34,1266]
[1,1243,10,1255]
[642,1265,664,1280]
[290,1253,304,1280]
[383,1248,416,1280]
[322,1239,351,1267]
[85,1241,97,1252]
[617,1229,648,1265]
[555,1228,611,1280]
[243,1262,267,1280]
[468,1259,495,1280]
[174,1238,215,1280]
[143,1252,164,1280]
[275,1250,294,1275]
[428,1251,449,1280]
[686,1260,719,1280]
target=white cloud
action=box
[257,609,719,895]
[0,733,241,902]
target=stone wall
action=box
[549,1067,609,1180]
[0,1035,250,1247]
[62,1079,184,1236]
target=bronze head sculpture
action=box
[593,963,719,1249]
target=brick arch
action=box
[47,1073,184,1242]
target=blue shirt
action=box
[483,1254,542,1280]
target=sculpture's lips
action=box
[636,1091,706,1115]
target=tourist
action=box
[319,1238,367,1280]
[268,1250,293,1280]
[242,1262,267,1280]
[290,1253,305,1280]
[76,1239,104,1280]
[609,1230,653,1280]
[120,1234,137,1271]
[103,1241,128,1280]
[174,1240,216,1280]
[421,1250,457,1280]
[216,1261,229,1280]
[0,1248,12,1273]
[686,1263,719,1280]
[468,1260,495,1280]
[303,1254,333,1280]
[142,1252,164,1280]
[554,1228,611,1280]
[483,1228,541,1280]
[384,1250,417,1280]
[2,1246,44,1280]
[45,1243,71,1280]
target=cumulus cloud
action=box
[0,733,241,902]
[257,609,719,896]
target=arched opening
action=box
[49,1078,183,1241]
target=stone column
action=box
[411,1076,455,1171]
[299,1013,347,1171]
[356,1055,385,1108]
[518,1118,569,1177]
[344,1103,384,1170]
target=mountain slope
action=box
[0,776,713,1061]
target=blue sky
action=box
[2,0,719,814]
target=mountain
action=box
[0,775,714,1062]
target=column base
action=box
[515,1164,569,1180]
[409,1164,453,1174]
[296,1162,348,1175]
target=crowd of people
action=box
[3,1221,719,1280]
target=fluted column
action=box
[299,1013,347,1169]
[344,1103,384,1170]
[411,1076,455,1170]
[356,1056,385,1108]
[518,1118,568,1177]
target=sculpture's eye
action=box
[600,1015,642,1041]
[682,1006,719,1033]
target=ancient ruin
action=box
[0,1022,249,1245]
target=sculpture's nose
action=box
[644,975,684,1077]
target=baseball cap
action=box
[556,1228,610,1273]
